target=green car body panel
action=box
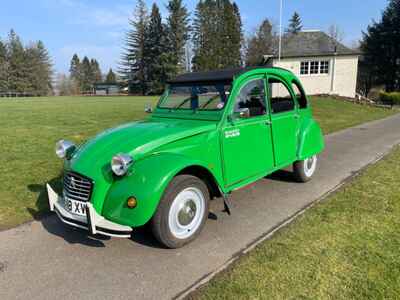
[64,67,324,228]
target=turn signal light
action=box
[127,197,137,209]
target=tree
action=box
[192,0,243,71]
[69,54,103,93]
[166,0,191,73]
[90,59,102,83]
[80,56,92,92]
[7,29,29,92]
[26,41,53,95]
[120,0,149,95]
[245,19,275,66]
[0,40,8,91]
[69,54,81,87]
[286,12,302,34]
[0,30,53,95]
[361,0,400,92]
[106,68,117,83]
[220,0,243,67]
[145,3,166,94]
[328,24,344,45]
[233,3,244,64]
[55,73,77,96]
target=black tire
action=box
[293,155,318,183]
[151,175,210,249]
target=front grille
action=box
[63,172,93,202]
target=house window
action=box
[300,61,309,75]
[320,61,329,74]
[310,61,319,74]
[300,60,330,75]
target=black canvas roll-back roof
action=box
[167,66,265,85]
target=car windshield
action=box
[158,83,231,111]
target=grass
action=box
[310,96,396,134]
[0,96,396,229]
[194,146,400,300]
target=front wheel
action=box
[151,175,209,249]
[293,155,318,182]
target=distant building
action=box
[94,83,120,95]
[270,30,360,98]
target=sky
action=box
[0,0,389,74]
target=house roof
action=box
[274,30,360,59]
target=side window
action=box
[234,79,266,117]
[268,78,295,114]
[292,81,307,109]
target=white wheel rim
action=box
[168,187,205,240]
[304,155,317,177]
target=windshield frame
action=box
[157,81,232,112]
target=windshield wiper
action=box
[172,97,192,110]
[200,95,220,110]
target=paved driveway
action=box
[1,114,400,300]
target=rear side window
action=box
[268,78,295,114]
[292,81,307,109]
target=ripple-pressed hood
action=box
[69,118,216,180]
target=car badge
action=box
[70,177,76,188]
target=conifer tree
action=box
[193,0,218,71]
[30,41,53,95]
[80,56,92,92]
[0,30,53,95]
[286,12,302,34]
[90,59,102,83]
[192,0,243,71]
[106,68,117,83]
[166,0,190,73]
[246,19,275,66]
[120,0,148,95]
[145,3,166,94]
[69,54,81,87]
[0,40,8,91]
[361,0,400,92]
[7,30,28,92]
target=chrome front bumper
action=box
[46,184,132,238]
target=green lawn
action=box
[194,146,400,300]
[0,96,396,229]
[310,96,396,134]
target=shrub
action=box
[379,92,400,105]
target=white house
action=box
[270,30,360,98]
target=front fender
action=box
[298,118,325,160]
[102,153,216,227]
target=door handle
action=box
[265,120,272,126]
[294,114,300,119]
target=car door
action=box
[267,75,300,167]
[221,75,275,187]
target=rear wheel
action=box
[151,175,209,249]
[293,155,318,182]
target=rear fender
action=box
[297,118,325,160]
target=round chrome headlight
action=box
[111,153,133,176]
[55,140,76,159]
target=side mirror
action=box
[145,104,153,113]
[238,108,250,118]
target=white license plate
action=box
[65,198,87,217]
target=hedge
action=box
[379,92,400,105]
